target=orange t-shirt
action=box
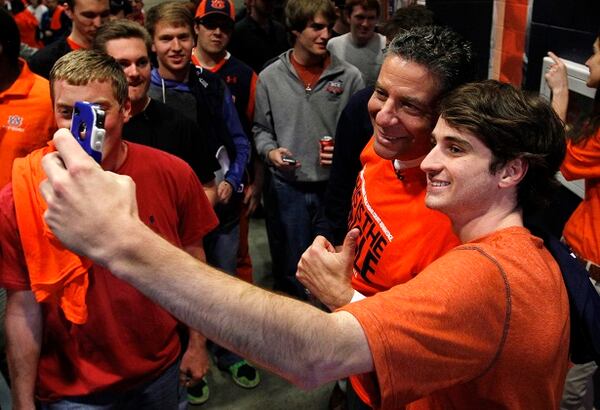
[348,138,460,406]
[341,226,570,409]
[66,36,85,51]
[349,138,460,295]
[0,59,56,188]
[561,129,600,265]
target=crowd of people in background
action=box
[1,0,599,408]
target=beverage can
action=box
[320,136,334,152]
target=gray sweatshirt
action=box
[253,50,364,182]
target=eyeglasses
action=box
[198,18,234,33]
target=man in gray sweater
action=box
[253,0,363,299]
[327,0,385,87]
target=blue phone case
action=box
[70,101,106,163]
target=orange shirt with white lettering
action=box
[0,59,56,188]
[561,129,600,265]
[349,138,459,295]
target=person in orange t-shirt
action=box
[546,31,600,409]
[297,26,470,408]
[40,80,570,409]
[0,9,55,188]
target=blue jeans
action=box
[204,222,240,274]
[40,359,187,409]
[268,174,327,299]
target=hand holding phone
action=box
[70,101,106,163]
[282,156,297,165]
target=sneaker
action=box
[187,377,210,405]
[226,360,260,389]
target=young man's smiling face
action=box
[421,117,504,222]
[348,5,378,46]
[152,21,194,80]
[293,12,331,60]
[104,37,151,109]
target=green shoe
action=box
[227,360,260,389]
[187,377,210,405]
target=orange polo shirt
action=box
[0,59,56,188]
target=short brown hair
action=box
[285,0,335,33]
[50,50,128,107]
[345,0,380,17]
[93,19,152,55]
[145,1,194,39]
[440,80,566,213]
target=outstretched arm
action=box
[40,129,374,389]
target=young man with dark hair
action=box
[28,0,110,78]
[306,25,475,309]
[92,19,219,204]
[0,8,55,188]
[310,24,473,408]
[253,0,363,299]
[1,50,217,409]
[327,0,385,87]
[41,79,569,409]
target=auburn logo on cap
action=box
[211,0,225,9]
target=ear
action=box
[121,97,132,123]
[291,29,300,39]
[194,23,200,35]
[498,157,528,188]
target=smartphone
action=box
[70,101,106,163]
[282,156,297,165]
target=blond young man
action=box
[2,50,217,409]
